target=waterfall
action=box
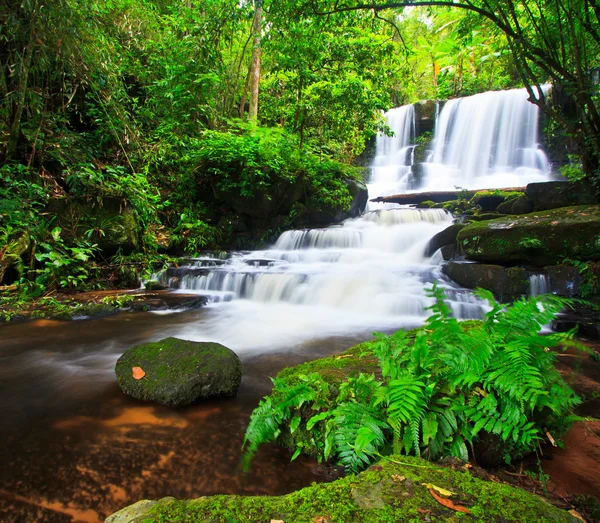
[529,274,549,297]
[149,103,494,352]
[422,87,551,190]
[368,104,416,205]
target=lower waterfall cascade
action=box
[151,207,486,353]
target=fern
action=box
[242,286,582,472]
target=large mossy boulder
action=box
[105,455,577,522]
[115,337,242,406]
[457,205,600,266]
[526,181,598,211]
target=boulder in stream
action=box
[115,337,242,406]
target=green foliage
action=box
[563,258,600,298]
[518,237,543,249]
[559,162,587,183]
[34,227,100,290]
[193,125,360,213]
[243,285,581,473]
[170,210,219,255]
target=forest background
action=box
[1,0,599,295]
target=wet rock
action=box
[526,181,598,211]
[115,337,242,406]
[510,195,534,214]
[130,299,168,311]
[496,200,516,214]
[414,100,438,135]
[143,281,167,291]
[424,224,465,257]
[552,305,600,340]
[443,261,529,298]
[457,205,600,266]
[440,243,460,261]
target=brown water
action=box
[0,310,376,523]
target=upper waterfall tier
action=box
[368,104,416,202]
[422,87,551,190]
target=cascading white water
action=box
[422,87,551,190]
[529,274,549,297]
[368,105,416,206]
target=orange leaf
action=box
[132,367,146,380]
[428,488,471,514]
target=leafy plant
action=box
[518,237,543,249]
[563,258,600,298]
[34,227,100,290]
[243,285,582,473]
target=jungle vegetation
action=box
[0,0,598,295]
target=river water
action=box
[0,88,553,522]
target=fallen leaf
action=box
[569,509,587,522]
[428,488,471,514]
[132,366,146,380]
[392,475,406,482]
[422,483,455,497]
[313,517,331,523]
[546,431,557,447]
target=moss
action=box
[416,200,435,209]
[121,455,576,522]
[457,205,600,266]
[115,338,242,405]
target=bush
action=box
[192,125,362,214]
[243,285,582,473]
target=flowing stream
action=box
[0,88,552,522]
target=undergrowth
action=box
[243,285,583,473]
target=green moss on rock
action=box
[115,337,242,406]
[457,205,600,266]
[108,455,577,522]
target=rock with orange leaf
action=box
[115,337,242,406]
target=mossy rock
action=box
[107,455,577,522]
[470,190,524,212]
[115,337,242,406]
[415,200,435,209]
[526,181,598,211]
[457,205,600,266]
[442,262,529,299]
[510,195,534,214]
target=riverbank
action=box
[0,288,211,323]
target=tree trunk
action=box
[6,35,35,160]
[248,0,263,122]
[6,0,39,160]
